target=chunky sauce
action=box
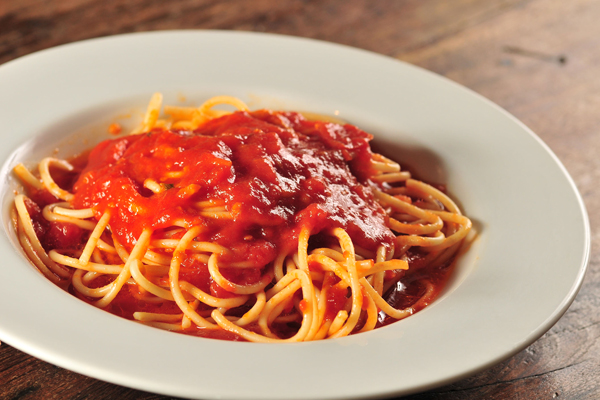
[72,111,395,264]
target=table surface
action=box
[1,0,598,399]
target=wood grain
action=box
[0,0,598,398]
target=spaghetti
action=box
[12,93,472,342]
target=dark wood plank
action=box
[0,0,527,64]
[0,341,167,399]
[0,0,598,398]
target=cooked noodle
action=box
[12,94,471,342]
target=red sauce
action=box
[376,248,455,328]
[72,110,395,266]
[23,197,86,252]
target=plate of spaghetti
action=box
[0,31,590,399]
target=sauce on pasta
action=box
[12,94,472,342]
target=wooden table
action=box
[1,0,598,398]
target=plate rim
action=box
[0,30,591,399]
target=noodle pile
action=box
[12,93,471,342]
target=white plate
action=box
[0,31,590,399]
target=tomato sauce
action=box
[72,110,395,266]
